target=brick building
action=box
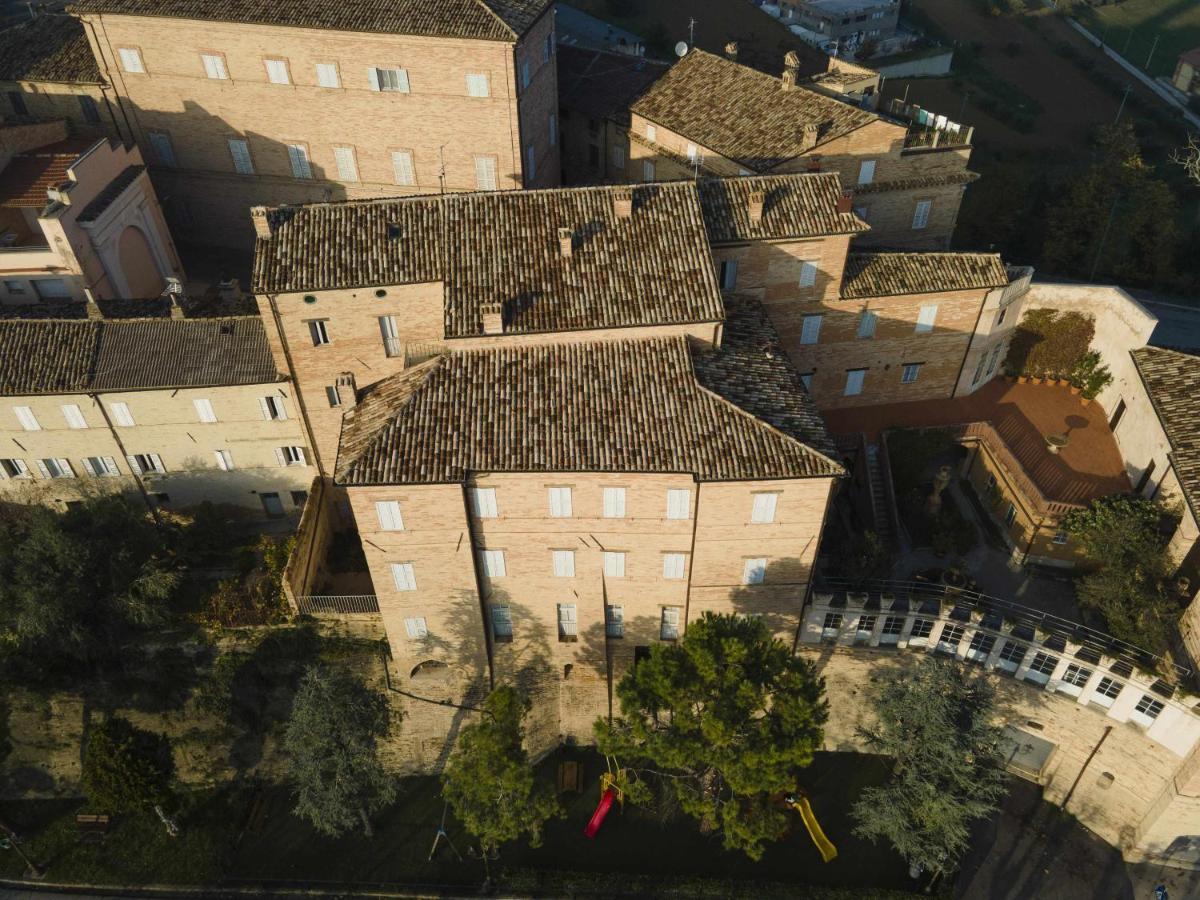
[626,48,977,250]
[0,312,315,516]
[68,0,561,247]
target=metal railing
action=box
[295,594,380,615]
[814,576,1191,680]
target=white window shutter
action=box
[397,68,410,92]
[110,402,134,427]
[148,454,163,473]
[56,458,74,477]
[81,457,97,476]
[35,459,51,479]
[126,454,142,475]
[294,447,306,466]
[375,500,404,531]
[392,151,415,186]
[368,67,381,91]
[799,260,818,287]
[800,315,822,345]
[274,448,287,467]
[916,304,938,333]
[259,397,272,420]
[14,406,39,431]
[751,493,778,524]
[103,457,118,475]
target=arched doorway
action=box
[116,225,165,298]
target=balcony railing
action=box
[887,98,974,149]
[295,594,380,615]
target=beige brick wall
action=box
[1,78,122,141]
[346,471,836,758]
[79,12,558,245]
[514,10,560,190]
[0,382,314,514]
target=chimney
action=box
[782,50,801,90]
[168,294,185,319]
[724,41,739,62]
[613,188,633,219]
[799,123,820,151]
[481,302,503,335]
[84,288,102,320]
[335,372,358,409]
[836,191,853,214]
[806,155,822,172]
[558,227,573,258]
[250,206,272,240]
[747,190,765,227]
[217,276,242,302]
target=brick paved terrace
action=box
[822,377,1132,505]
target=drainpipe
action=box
[93,391,159,525]
[1060,725,1112,814]
[461,482,496,692]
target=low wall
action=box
[282,476,333,613]
[875,49,954,78]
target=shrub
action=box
[196,534,294,628]
[82,717,175,813]
[1005,309,1096,379]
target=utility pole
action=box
[1145,34,1160,70]
[1122,29,1132,55]
[1114,83,1132,123]
[688,17,697,47]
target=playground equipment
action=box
[785,792,838,863]
[583,759,629,839]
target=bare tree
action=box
[1172,134,1200,186]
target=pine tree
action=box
[595,612,827,859]
[851,657,1007,879]
[441,686,562,855]
[82,716,175,813]
[283,666,397,837]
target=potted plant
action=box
[1073,351,1112,407]
[1017,373,1030,384]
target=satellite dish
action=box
[675,41,689,57]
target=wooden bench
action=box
[75,813,111,842]
[557,760,584,795]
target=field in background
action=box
[1072,0,1200,79]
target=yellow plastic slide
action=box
[791,795,838,863]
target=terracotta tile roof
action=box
[335,336,843,485]
[851,170,980,195]
[253,182,726,338]
[1180,47,1200,68]
[0,15,102,84]
[557,44,669,126]
[698,173,867,243]
[1132,346,1200,524]
[840,252,1008,299]
[629,49,879,171]
[0,138,97,208]
[0,317,281,395]
[68,0,549,41]
[76,165,144,223]
[0,295,257,319]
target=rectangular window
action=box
[287,144,312,179]
[901,363,923,384]
[800,314,822,345]
[520,59,531,89]
[915,305,938,333]
[604,551,626,578]
[822,612,843,634]
[260,396,287,420]
[79,94,101,124]
[751,492,778,524]
[201,53,228,80]
[646,124,657,142]
[997,640,1025,672]
[995,306,1008,327]
[470,487,498,518]
[936,623,964,653]
[548,486,572,517]
[558,604,578,641]
[525,144,536,181]
[856,615,878,636]
[126,453,164,475]
[118,47,144,73]
[660,607,681,640]
[742,557,767,585]
[603,486,626,518]
[370,66,410,93]
[605,604,624,637]
[1004,503,1017,527]
[37,458,74,479]
[404,616,428,639]
[643,160,655,182]
[798,260,819,288]
[474,155,497,191]
[1059,663,1091,696]
[61,404,88,429]
[333,146,359,182]
[909,618,934,640]
[264,58,290,84]
[193,398,217,423]
[214,449,234,471]
[1052,530,1069,546]
[662,553,686,580]
[549,112,557,147]
[0,458,30,479]
[378,315,401,358]
[148,132,176,167]
[277,446,307,467]
[4,279,26,295]
[81,456,118,477]
[612,144,626,168]
[552,549,575,578]
[109,402,134,427]
[392,150,416,186]
[7,92,28,116]
[490,605,513,641]
[13,406,40,431]
[666,488,691,520]
[479,549,506,578]
[1025,651,1058,685]
[844,369,866,396]
[307,319,330,346]
[228,138,254,175]
[390,562,417,591]
[686,142,698,163]
[315,62,340,88]
[857,160,875,184]
[326,386,342,408]
[966,632,996,662]
[856,310,877,339]
[1092,676,1122,708]
[465,72,490,97]
[881,615,905,636]
[720,259,738,290]
[1133,694,1164,724]
[799,372,813,390]
[912,199,932,230]
[375,500,404,531]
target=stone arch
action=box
[116,224,165,298]
[410,659,450,680]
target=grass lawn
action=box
[1073,0,1200,78]
[1,751,918,895]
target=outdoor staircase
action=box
[864,443,895,545]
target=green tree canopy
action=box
[595,612,828,859]
[82,716,175,813]
[0,495,178,678]
[441,686,561,854]
[851,657,1007,879]
[1064,494,1179,653]
[283,666,398,837]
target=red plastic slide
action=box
[583,788,617,838]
